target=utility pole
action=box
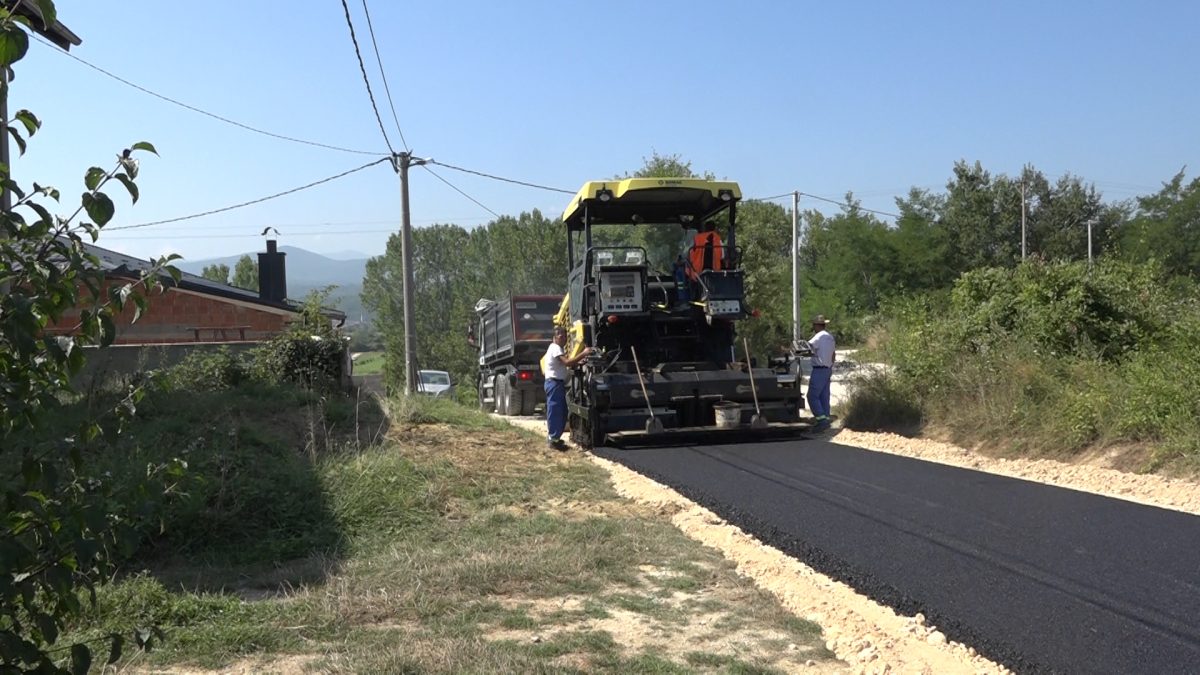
[394,151,430,395]
[1087,218,1094,267]
[1020,179,1027,261]
[791,191,801,345]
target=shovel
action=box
[630,346,664,434]
[743,337,768,430]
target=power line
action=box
[428,160,575,194]
[360,0,410,152]
[339,0,395,155]
[104,228,405,240]
[746,192,793,202]
[421,165,500,218]
[801,190,897,216]
[103,215,496,235]
[746,189,900,218]
[107,157,391,231]
[30,34,384,157]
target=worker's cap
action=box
[811,314,829,326]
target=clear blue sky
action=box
[11,0,1198,262]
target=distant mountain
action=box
[178,246,374,321]
[324,249,372,261]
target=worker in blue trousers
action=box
[806,315,835,431]
[542,326,592,449]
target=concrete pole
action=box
[399,153,418,395]
[1087,218,1093,266]
[1020,180,1027,261]
[791,191,800,345]
[396,151,432,394]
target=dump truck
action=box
[472,294,563,415]
[558,178,806,447]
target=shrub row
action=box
[850,259,1200,465]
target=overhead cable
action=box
[30,34,384,156]
[104,228,405,240]
[338,0,396,155]
[798,192,901,219]
[420,165,500,218]
[428,160,575,194]
[360,0,410,152]
[745,192,794,202]
[106,157,391,231]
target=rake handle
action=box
[630,346,655,420]
[743,337,762,416]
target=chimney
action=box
[258,240,288,303]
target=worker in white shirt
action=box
[807,314,835,431]
[542,326,592,449]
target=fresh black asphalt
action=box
[595,437,1200,674]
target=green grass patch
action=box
[351,351,385,375]
[59,390,833,672]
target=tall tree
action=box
[232,254,258,291]
[200,263,229,284]
[1117,170,1200,276]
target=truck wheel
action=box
[505,384,525,416]
[520,390,537,416]
[495,376,509,416]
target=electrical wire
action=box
[798,192,901,219]
[420,165,500,218]
[339,0,395,155]
[745,192,793,202]
[30,34,385,156]
[104,228,404,240]
[360,0,410,152]
[427,160,575,194]
[106,157,391,231]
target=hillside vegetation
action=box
[54,375,837,672]
[848,259,1200,471]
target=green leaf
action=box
[82,192,115,227]
[5,126,26,155]
[0,24,29,67]
[112,172,139,204]
[84,167,107,191]
[100,313,116,347]
[34,612,57,645]
[132,294,147,323]
[14,109,40,136]
[70,643,91,675]
[106,635,124,665]
[33,0,57,31]
[25,200,53,225]
[130,141,158,155]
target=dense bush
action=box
[862,259,1200,464]
[251,333,347,390]
[161,347,248,392]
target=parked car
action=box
[417,369,454,397]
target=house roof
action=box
[15,0,81,50]
[81,241,346,322]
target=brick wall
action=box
[49,279,293,344]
